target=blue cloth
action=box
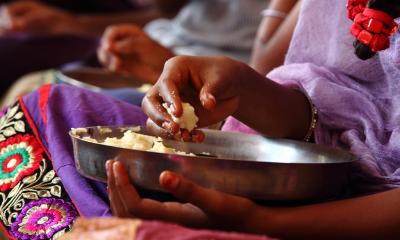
[101,88,145,106]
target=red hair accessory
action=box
[347,0,398,52]
[347,0,368,20]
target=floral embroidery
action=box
[0,104,25,142]
[0,160,63,228]
[0,135,43,192]
[10,198,76,240]
[0,101,79,240]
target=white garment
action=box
[144,0,268,63]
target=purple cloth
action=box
[224,0,400,195]
[22,84,147,216]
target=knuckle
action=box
[165,56,186,68]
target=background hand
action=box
[98,24,174,84]
[0,1,82,35]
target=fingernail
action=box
[162,121,170,130]
[191,130,205,143]
[162,121,178,133]
[162,172,179,189]
[201,93,216,109]
[113,162,121,183]
[106,161,111,175]
[207,93,216,105]
[181,130,191,142]
[170,104,177,115]
[173,131,182,141]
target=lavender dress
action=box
[224,0,400,194]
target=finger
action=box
[180,129,191,142]
[103,25,142,51]
[5,1,35,17]
[111,163,209,227]
[111,36,139,56]
[106,160,128,217]
[197,56,239,111]
[0,7,11,30]
[97,39,126,72]
[108,57,124,72]
[142,88,179,133]
[159,171,253,216]
[190,129,205,143]
[103,24,137,41]
[112,161,180,219]
[112,161,143,215]
[146,118,182,140]
[96,44,111,67]
[199,87,217,111]
[157,58,193,117]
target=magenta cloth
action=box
[223,0,400,195]
[136,221,273,240]
[22,84,147,217]
[222,117,257,134]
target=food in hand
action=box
[162,102,199,132]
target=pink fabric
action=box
[136,221,273,240]
[221,117,257,134]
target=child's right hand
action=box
[142,56,248,140]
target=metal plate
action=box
[70,126,358,201]
[56,67,144,91]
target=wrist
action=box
[75,16,93,34]
[244,205,286,237]
[261,9,288,19]
[235,71,310,139]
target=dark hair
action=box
[353,0,400,60]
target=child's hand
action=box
[142,56,247,138]
[0,1,82,34]
[98,24,174,84]
[106,160,258,231]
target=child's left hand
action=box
[106,160,258,231]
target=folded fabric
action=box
[61,217,274,240]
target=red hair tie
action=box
[347,0,368,20]
[347,0,398,53]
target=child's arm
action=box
[253,188,400,239]
[107,160,400,239]
[142,55,311,140]
[250,1,300,75]
[0,1,181,36]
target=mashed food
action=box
[101,130,194,156]
[162,102,198,131]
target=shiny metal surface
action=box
[70,126,358,201]
[56,67,144,91]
